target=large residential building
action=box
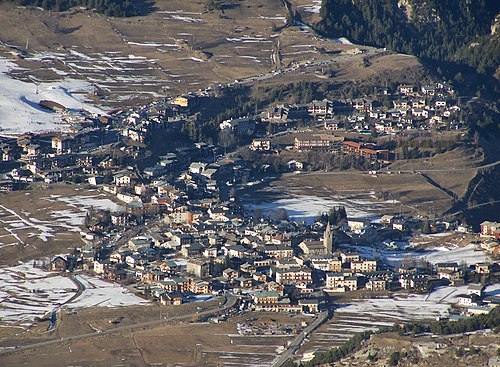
[480,221,500,238]
[351,260,377,273]
[275,268,313,285]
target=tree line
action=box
[4,0,153,16]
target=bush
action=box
[388,351,400,366]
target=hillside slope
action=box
[316,0,500,80]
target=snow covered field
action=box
[68,274,149,309]
[45,192,123,227]
[0,263,148,327]
[0,262,77,324]
[298,0,322,14]
[343,242,489,267]
[246,193,395,223]
[0,57,104,135]
[309,285,471,349]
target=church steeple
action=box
[324,222,333,253]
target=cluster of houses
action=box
[0,78,467,188]
[260,81,460,135]
[454,282,500,317]
[48,188,498,315]
[1,77,498,317]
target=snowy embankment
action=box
[0,57,104,135]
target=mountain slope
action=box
[316,0,500,78]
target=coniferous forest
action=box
[1,0,153,16]
[317,0,500,77]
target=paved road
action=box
[0,294,237,356]
[272,310,330,367]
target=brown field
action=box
[0,183,121,266]
[0,0,422,108]
[0,310,309,367]
[388,146,483,198]
[272,170,453,216]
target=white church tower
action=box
[324,222,333,253]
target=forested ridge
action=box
[317,0,500,77]
[0,0,153,16]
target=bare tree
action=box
[218,129,236,154]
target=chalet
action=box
[160,291,183,305]
[347,218,371,234]
[172,94,198,110]
[190,279,210,294]
[88,176,104,186]
[275,257,303,270]
[51,256,68,272]
[25,144,40,157]
[421,85,436,95]
[475,263,490,274]
[435,99,447,108]
[113,171,135,186]
[480,221,500,238]
[222,268,239,281]
[189,162,208,174]
[324,120,343,131]
[380,215,395,226]
[302,349,329,363]
[399,274,429,291]
[340,252,360,263]
[392,218,408,232]
[253,272,267,283]
[181,243,204,257]
[52,136,74,154]
[352,98,366,111]
[235,276,253,288]
[226,244,252,259]
[366,279,386,291]
[171,234,193,248]
[308,100,331,117]
[457,294,480,307]
[299,299,319,314]
[94,260,113,275]
[436,262,459,272]
[399,85,415,96]
[412,108,429,118]
[437,269,462,285]
[467,284,485,297]
[252,291,280,304]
